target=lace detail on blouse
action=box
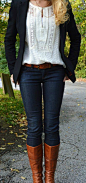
[28,2,56,53]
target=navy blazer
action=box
[4,0,81,85]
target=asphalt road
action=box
[0,80,86,183]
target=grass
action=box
[0,89,26,125]
[75,69,86,78]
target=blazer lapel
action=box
[18,0,29,38]
[17,0,29,59]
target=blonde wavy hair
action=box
[51,0,70,25]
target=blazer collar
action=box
[20,0,29,4]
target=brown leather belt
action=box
[24,63,59,69]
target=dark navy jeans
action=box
[19,64,65,147]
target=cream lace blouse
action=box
[22,2,66,68]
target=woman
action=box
[5,0,81,182]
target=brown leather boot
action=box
[26,143,43,183]
[44,143,60,183]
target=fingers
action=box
[10,75,20,85]
[17,81,19,85]
[10,74,15,83]
[63,77,66,82]
[63,76,70,82]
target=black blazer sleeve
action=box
[67,6,81,70]
[4,0,17,75]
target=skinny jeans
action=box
[19,64,65,147]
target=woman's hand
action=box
[10,74,14,83]
[10,74,19,85]
[63,74,70,82]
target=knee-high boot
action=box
[26,143,43,183]
[44,143,60,183]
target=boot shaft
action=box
[44,143,60,183]
[26,144,43,183]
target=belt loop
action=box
[38,65,40,69]
[31,64,34,69]
[51,63,53,68]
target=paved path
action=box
[0,81,86,183]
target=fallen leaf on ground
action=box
[12,159,15,161]
[18,145,22,148]
[22,138,26,140]
[21,176,26,180]
[11,168,19,172]
[23,133,27,137]
[17,135,24,138]
[9,131,13,134]
[24,150,27,153]
[15,133,18,137]
[2,138,5,141]
[2,145,6,147]
[8,143,14,145]
[0,147,6,150]
[20,124,25,127]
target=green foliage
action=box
[0,45,9,74]
[0,2,9,75]
[0,1,20,76]
[0,0,86,78]
[0,89,26,125]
